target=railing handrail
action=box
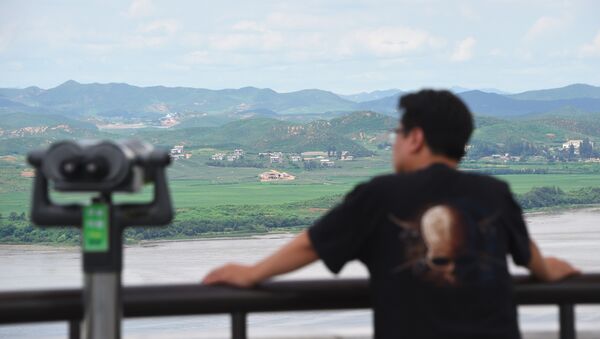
[2,274,600,325]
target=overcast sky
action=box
[1,0,599,93]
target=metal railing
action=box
[1,274,600,339]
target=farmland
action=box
[1,151,599,215]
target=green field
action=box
[0,179,357,215]
[2,153,600,244]
[2,151,600,216]
[2,173,600,215]
[0,152,391,215]
[497,174,600,194]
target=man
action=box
[203,90,579,339]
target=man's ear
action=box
[407,127,426,153]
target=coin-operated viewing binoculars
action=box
[27,139,174,339]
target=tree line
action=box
[2,187,600,244]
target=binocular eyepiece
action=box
[27,139,174,338]
[27,139,171,193]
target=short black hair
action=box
[399,89,473,161]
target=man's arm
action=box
[202,230,319,287]
[527,239,580,282]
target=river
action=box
[1,208,599,338]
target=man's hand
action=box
[528,240,581,282]
[542,256,581,282]
[201,231,319,288]
[202,263,259,287]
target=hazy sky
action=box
[1,0,599,93]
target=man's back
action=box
[203,90,578,339]
[308,164,530,339]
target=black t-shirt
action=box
[308,163,531,339]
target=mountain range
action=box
[137,111,397,156]
[2,81,600,121]
[0,111,396,156]
[1,81,600,156]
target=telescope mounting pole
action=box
[27,140,174,339]
[82,193,121,339]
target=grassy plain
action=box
[496,174,600,194]
[1,151,599,216]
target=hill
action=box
[208,118,371,155]
[354,89,600,118]
[0,81,356,118]
[0,114,108,155]
[522,110,600,138]
[0,110,395,156]
[328,111,397,135]
[472,120,591,145]
[339,89,402,102]
[459,91,600,117]
[509,84,600,101]
[353,93,403,115]
[0,112,97,131]
[3,81,600,120]
[136,112,397,156]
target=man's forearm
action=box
[202,230,320,287]
[252,230,319,282]
[527,240,550,281]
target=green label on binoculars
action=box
[83,204,109,252]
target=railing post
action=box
[559,303,576,339]
[69,320,81,339]
[231,312,247,339]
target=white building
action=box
[171,145,184,154]
[320,159,335,167]
[562,140,593,155]
[562,140,583,150]
[340,151,354,161]
[259,170,296,181]
[170,145,185,160]
[211,153,225,161]
[301,151,328,160]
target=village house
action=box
[562,140,583,149]
[171,145,183,154]
[562,139,593,155]
[264,151,282,163]
[211,153,225,161]
[320,159,335,167]
[497,154,520,162]
[289,155,302,162]
[301,151,328,162]
[340,151,354,161]
[259,170,296,182]
[20,169,35,178]
[170,145,192,160]
[489,153,520,163]
[160,113,180,128]
[301,151,328,159]
[210,149,245,162]
[170,145,185,160]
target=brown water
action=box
[1,208,599,338]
